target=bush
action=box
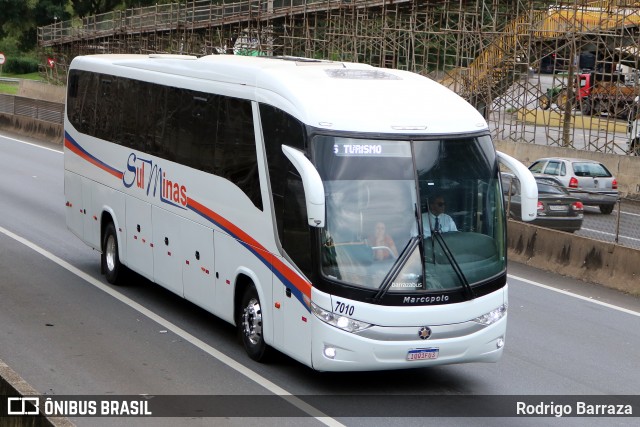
[3,57,39,74]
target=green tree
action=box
[71,0,123,17]
[0,0,70,51]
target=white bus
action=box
[64,54,537,371]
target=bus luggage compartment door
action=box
[125,196,154,280]
[65,171,85,240]
[182,220,215,314]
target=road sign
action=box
[0,53,5,65]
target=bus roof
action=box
[70,54,488,135]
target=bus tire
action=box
[102,222,123,285]
[239,285,270,362]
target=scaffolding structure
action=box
[38,0,640,154]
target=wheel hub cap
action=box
[242,298,262,345]
[105,235,116,272]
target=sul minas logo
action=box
[122,153,187,209]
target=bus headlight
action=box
[473,304,507,326]
[311,302,373,333]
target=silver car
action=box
[528,157,619,214]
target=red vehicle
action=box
[539,71,639,119]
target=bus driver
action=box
[423,196,457,237]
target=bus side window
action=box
[260,103,310,277]
[215,97,261,210]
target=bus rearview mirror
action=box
[497,151,538,222]
[282,145,325,227]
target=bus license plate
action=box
[407,348,439,361]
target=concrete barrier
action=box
[495,139,640,200]
[507,220,640,297]
[0,114,63,145]
[0,358,73,427]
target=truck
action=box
[539,71,640,119]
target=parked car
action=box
[528,157,618,214]
[501,173,584,232]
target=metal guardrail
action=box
[0,94,64,124]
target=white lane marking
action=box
[0,134,63,154]
[508,274,640,318]
[579,227,640,243]
[619,210,640,218]
[0,225,344,427]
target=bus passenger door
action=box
[152,207,183,296]
[281,272,312,366]
[65,171,84,240]
[182,219,215,314]
[125,197,154,280]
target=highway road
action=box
[579,202,640,249]
[1,132,640,426]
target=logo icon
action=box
[7,397,40,415]
[418,326,432,340]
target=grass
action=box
[1,72,42,80]
[0,82,19,95]
[0,72,43,95]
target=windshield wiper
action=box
[372,236,419,303]
[423,191,474,300]
[431,231,475,300]
[374,143,427,303]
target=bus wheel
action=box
[102,222,122,285]
[239,285,270,362]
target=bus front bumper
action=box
[310,314,507,372]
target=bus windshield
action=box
[313,134,506,295]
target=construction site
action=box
[37,0,640,154]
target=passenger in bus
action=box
[369,222,399,261]
[423,196,457,237]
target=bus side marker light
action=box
[302,317,308,322]
[275,302,281,309]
